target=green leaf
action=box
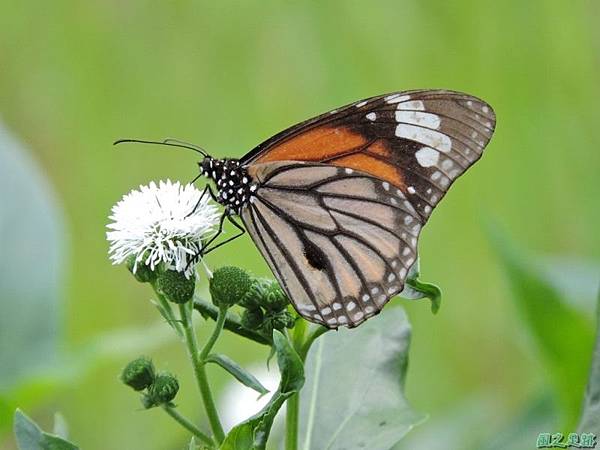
[0,124,66,391]
[487,224,594,428]
[577,290,600,435]
[14,409,79,450]
[220,330,304,450]
[400,259,442,313]
[300,307,424,450]
[206,353,269,395]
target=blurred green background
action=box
[1,1,599,449]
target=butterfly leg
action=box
[201,215,246,255]
[185,184,218,218]
[184,214,246,271]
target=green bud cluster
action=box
[120,357,179,408]
[206,266,296,335]
[240,278,295,334]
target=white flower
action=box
[107,180,221,277]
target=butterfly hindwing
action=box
[241,162,421,328]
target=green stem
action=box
[179,303,226,444]
[162,405,214,447]
[285,394,299,450]
[285,320,311,450]
[200,306,228,361]
[300,326,329,360]
[193,297,272,345]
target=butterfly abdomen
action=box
[200,157,258,214]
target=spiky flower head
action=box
[107,180,220,278]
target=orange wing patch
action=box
[255,125,368,163]
[255,126,406,191]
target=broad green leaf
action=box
[577,291,600,435]
[300,307,424,450]
[14,409,79,450]
[206,353,269,395]
[395,392,557,450]
[220,331,304,450]
[487,224,594,428]
[0,123,66,391]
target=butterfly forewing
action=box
[236,89,495,328]
[243,90,496,222]
[241,162,420,328]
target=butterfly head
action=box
[199,156,258,214]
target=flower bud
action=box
[121,356,155,391]
[209,266,253,308]
[156,269,195,304]
[126,255,157,283]
[141,393,156,409]
[262,311,295,335]
[241,307,264,330]
[148,372,179,405]
[261,282,289,312]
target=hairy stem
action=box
[162,404,214,447]
[179,303,225,444]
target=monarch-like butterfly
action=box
[118,89,496,329]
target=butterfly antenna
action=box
[113,138,208,157]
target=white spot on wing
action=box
[366,112,377,121]
[355,100,367,108]
[395,111,441,129]
[395,124,452,153]
[415,147,440,167]
[407,186,416,194]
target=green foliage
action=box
[577,291,600,435]
[220,331,304,450]
[210,266,253,308]
[488,224,594,428]
[0,125,66,429]
[300,307,424,450]
[14,409,79,450]
[156,269,196,304]
[120,356,156,391]
[205,354,269,395]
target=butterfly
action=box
[117,89,496,329]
